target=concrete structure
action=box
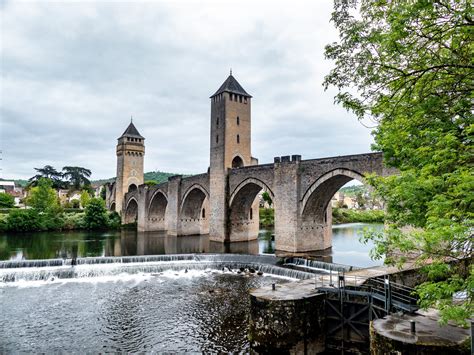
[106,73,393,253]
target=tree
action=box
[84,198,109,229]
[0,193,15,208]
[262,191,273,207]
[324,0,473,325]
[27,178,59,211]
[80,190,91,208]
[62,166,92,190]
[29,165,64,189]
[355,191,366,210]
[100,186,106,200]
[6,209,42,232]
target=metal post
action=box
[272,283,276,291]
[410,320,416,334]
[470,320,473,354]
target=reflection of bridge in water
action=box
[104,231,260,257]
[106,73,394,254]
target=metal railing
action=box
[315,271,419,314]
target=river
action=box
[0,223,383,267]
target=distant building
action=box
[0,181,15,193]
[0,181,27,206]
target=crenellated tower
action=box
[115,120,145,213]
[209,72,255,241]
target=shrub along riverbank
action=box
[0,178,121,233]
[0,204,121,233]
[259,207,384,228]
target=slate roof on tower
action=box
[210,73,252,98]
[120,122,144,139]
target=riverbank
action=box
[259,207,384,228]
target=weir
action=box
[0,254,340,283]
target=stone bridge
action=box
[123,152,392,253]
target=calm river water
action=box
[0,223,382,267]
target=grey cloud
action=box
[0,1,373,180]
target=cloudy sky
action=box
[0,0,375,180]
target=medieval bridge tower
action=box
[209,72,259,242]
[114,121,145,213]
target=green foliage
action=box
[107,211,122,229]
[90,171,192,186]
[80,190,91,208]
[332,207,384,224]
[0,193,15,208]
[144,171,192,183]
[145,180,158,186]
[339,185,366,197]
[0,214,8,232]
[62,212,86,230]
[325,0,473,325]
[70,199,80,209]
[62,166,92,190]
[262,192,273,207]
[100,186,106,200]
[6,209,43,232]
[84,198,109,230]
[27,178,59,211]
[259,208,275,228]
[28,165,65,189]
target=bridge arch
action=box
[298,168,366,251]
[301,168,365,220]
[124,197,138,224]
[179,184,209,235]
[229,178,274,242]
[147,189,168,231]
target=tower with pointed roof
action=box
[209,72,256,241]
[115,120,145,213]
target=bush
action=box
[6,209,43,232]
[41,209,65,230]
[0,214,8,232]
[0,193,15,208]
[107,211,121,229]
[84,198,108,229]
[259,208,274,228]
[63,212,86,230]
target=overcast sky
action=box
[0,0,375,180]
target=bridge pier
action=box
[165,175,182,236]
[273,156,301,253]
[136,187,147,232]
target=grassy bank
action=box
[259,207,384,227]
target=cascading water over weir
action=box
[0,254,340,284]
